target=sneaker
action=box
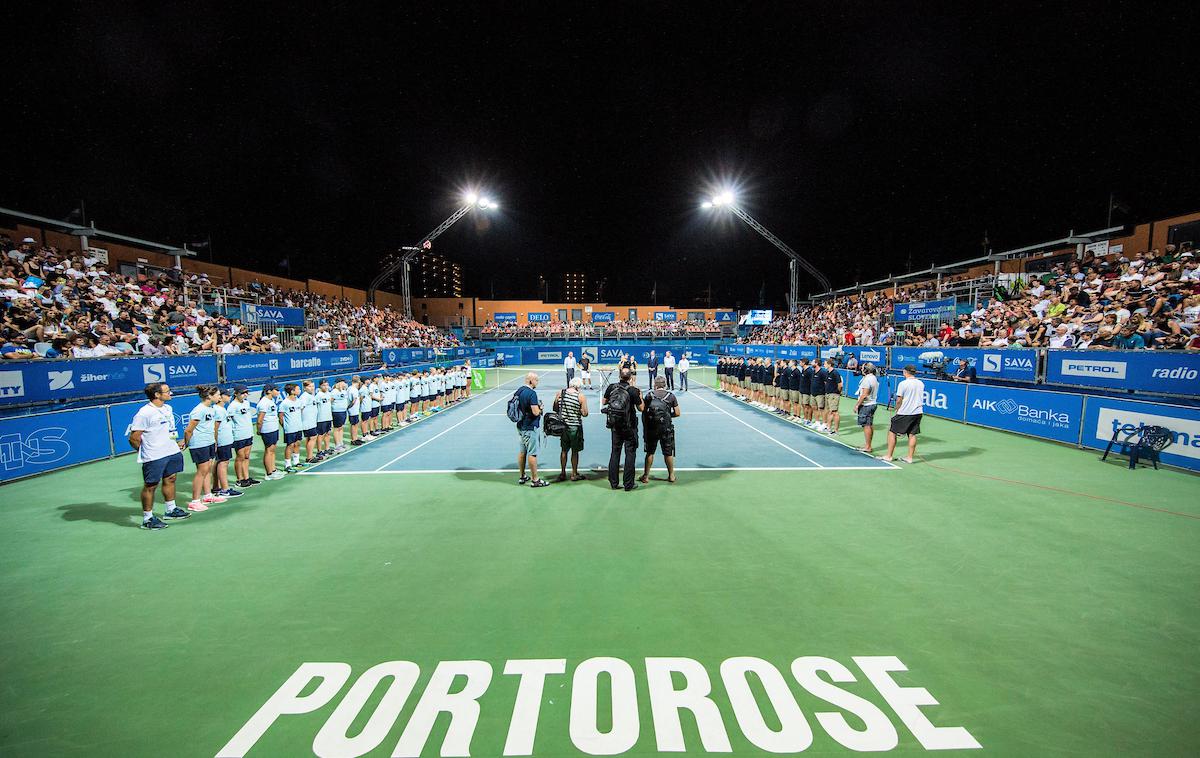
[222,488,244,498]
[351,439,364,446]
[518,475,531,485]
[285,466,298,474]
[305,458,317,464]
[186,500,209,512]
[624,483,639,492]
[142,515,169,529]
[266,470,286,480]
[162,507,190,520]
[202,493,227,504]
[530,479,550,488]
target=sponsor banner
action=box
[894,297,957,323]
[239,303,307,327]
[527,312,552,323]
[0,355,218,406]
[715,311,737,322]
[1046,350,1200,396]
[0,407,112,482]
[906,377,967,420]
[964,384,1083,444]
[774,345,821,361]
[740,309,774,326]
[471,369,487,390]
[715,344,820,361]
[590,311,615,322]
[653,311,678,321]
[381,348,435,365]
[890,347,1037,382]
[823,345,888,369]
[223,350,360,382]
[1081,396,1200,472]
[841,370,893,407]
[493,312,517,323]
[107,392,199,457]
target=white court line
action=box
[300,466,898,475]
[687,386,825,467]
[371,373,525,471]
[700,385,901,470]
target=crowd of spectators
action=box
[481,318,722,337]
[0,236,460,360]
[740,244,1200,350]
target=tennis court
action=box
[302,367,896,475]
[1,363,1198,757]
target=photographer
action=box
[603,367,644,491]
[515,372,549,487]
[951,357,977,383]
[640,376,681,484]
[553,377,588,482]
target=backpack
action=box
[542,390,567,437]
[506,390,525,423]
[604,383,633,431]
[646,390,673,430]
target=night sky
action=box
[6,3,1199,309]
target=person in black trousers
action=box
[602,368,644,491]
[647,350,659,385]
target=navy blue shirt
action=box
[800,366,814,394]
[515,385,540,431]
[825,369,843,395]
[813,367,829,395]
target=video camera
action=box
[918,351,952,380]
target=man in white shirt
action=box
[853,363,881,454]
[676,354,689,392]
[663,351,676,390]
[128,381,191,528]
[882,365,925,464]
[564,352,577,385]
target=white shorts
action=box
[581,370,591,380]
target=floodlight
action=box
[463,191,478,205]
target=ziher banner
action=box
[715,311,737,322]
[239,303,306,327]
[893,297,957,323]
[964,383,1083,445]
[493,312,517,323]
[654,311,678,321]
[590,311,615,322]
[890,347,1037,382]
[1045,350,1200,397]
[0,407,112,483]
[223,350,360,382]
[0,355,219,406]
[527,312,552,323]
[1080,396,1200,472]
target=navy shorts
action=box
[303,426,318,439]
[332,411,347,428]
[260,430,279,447]
[189,444,217,465]
[233,437,253,450]
[217,443,234,462]
[365,408,376,419]
[142,452,184,485]
[349,413,360,424]
[316,420,332,435]
[382,403,394,413]
[284,431,303,445]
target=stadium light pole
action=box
[368,192,499,318]
[702,190,830,313]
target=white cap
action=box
[22,237,35,244]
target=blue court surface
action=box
[301,367,896,476]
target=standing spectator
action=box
[647,350,659,385]
[882,365,925,464]
[663,350,676,390]
[602,367,644,491]
[553,377,589,482]
[564,351,576,385]
[514,372,549,487]
[127,382,191,529]
[676,353,690,392]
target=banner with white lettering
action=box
[1081,396,1200,472]
[893,297,957,323]
[223,350,360,382]
[0,407,112,482]
[1045,350,1200,397]
[0,355,219,406]
[240,303,307,327]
